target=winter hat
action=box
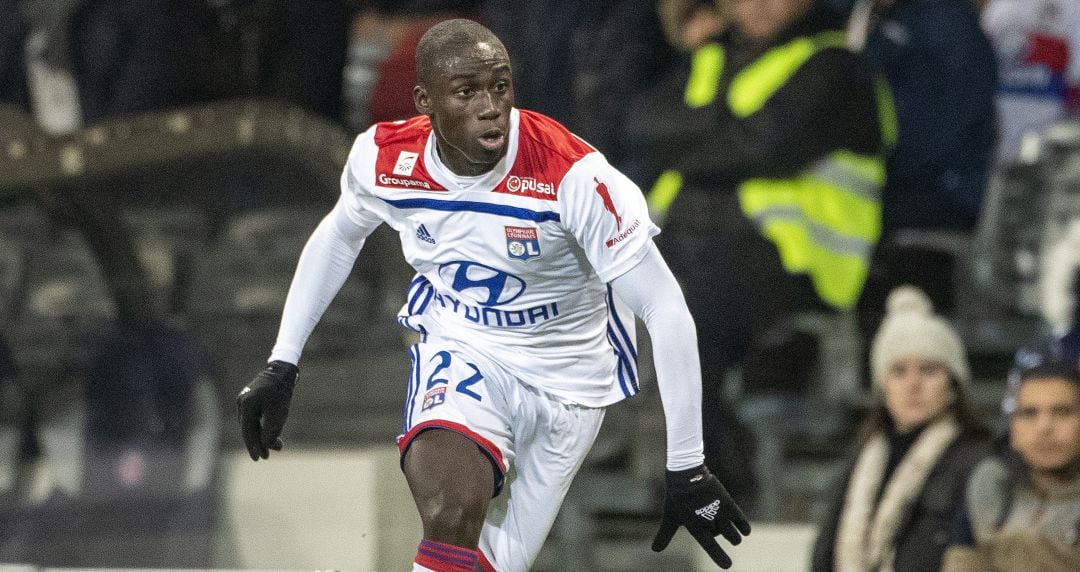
[870,285,971,389]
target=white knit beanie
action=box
[870,285,971,389]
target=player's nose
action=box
[477,91,500,119]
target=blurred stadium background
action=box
[1,0,1078,570]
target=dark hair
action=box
[857,375,991,444]
[1003,345,1080,418]
[1016,361,1080,388]
[415,18,507,87]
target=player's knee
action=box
[419,492,487,544]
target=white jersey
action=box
[340,108,660,407]
[982,0,1080,161]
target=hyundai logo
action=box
[438,261,526,306]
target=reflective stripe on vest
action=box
[728,31,847,118]
[739,151,884,309]
[647,169,683,223]
[646,30,893,309]
[684,43,724,109]
[731,31,887,309]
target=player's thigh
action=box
[403,428,494,545]
[398,341,514,492]
[480,399,605,571]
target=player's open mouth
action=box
[479,130,505,151]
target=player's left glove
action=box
[651,464,751,569]
[237,360,298,461]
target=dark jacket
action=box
[0,0,183,123]
[864,0,997,236]
[811,430,991,572]
[942,453,1080,572]
[621,7,886,214]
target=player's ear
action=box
[414,85,431,116]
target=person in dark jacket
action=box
[860,0,997,237]
[941,358,1080,572]
[811,285,991,572]
[850,0,998,388]
[620,0,894,514]
[0,0,185,130]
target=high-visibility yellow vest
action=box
[648,31,897,310]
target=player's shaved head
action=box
[415,19,509,88]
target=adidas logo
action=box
[416,224,436,245]
[695,500,721,521]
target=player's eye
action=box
[493,81,509,93]
[1051,405,1078,418]
[1014,407,1039,421]
[456,87,474,97]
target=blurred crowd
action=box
[2,0,1080,570]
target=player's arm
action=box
[609,243,704,471]
[269,196,376,364]
[236,195,379,461]
[609,244,750,569]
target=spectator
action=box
[981,0,1080,164]
[345,1,483,131]
[0,3,223,563]
[848,0,998,389]
[1038,218,1080,370]
[811,285,991,572]
[941,358,1080,571]
[250,0,350,123]
[620,0,894,513]
[572,0,689,173]
[479,0,613,131]
[0,321,222,568]
[854,0,996,236]
[0,0,185,133]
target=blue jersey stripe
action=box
[608,327,634,397]
[608,325,639,393]
[383,198,561,223]
[606,286,640,393]
[621,360,637,396]
[407,279,433,315]
[614,353,631,397]
[607,286,639,362]
[404,345,422,431]
[401,348,410,433]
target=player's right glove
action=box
[651,464,751,569]
[237,360,298,461]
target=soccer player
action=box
[236,18,749,572]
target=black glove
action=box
[652,465,751,569]
[237,360,298,461]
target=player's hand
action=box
[237,360,298,461]
[651,465,751,569]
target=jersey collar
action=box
[424,108,521,193]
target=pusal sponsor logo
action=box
[506,175,556,196]
[605,218,641,248]
[379,173,431,189]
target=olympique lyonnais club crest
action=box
[506,226,541,262]
[421,387,447,411]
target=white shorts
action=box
[396,339,605,572]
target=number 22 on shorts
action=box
[426,350,484,402]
